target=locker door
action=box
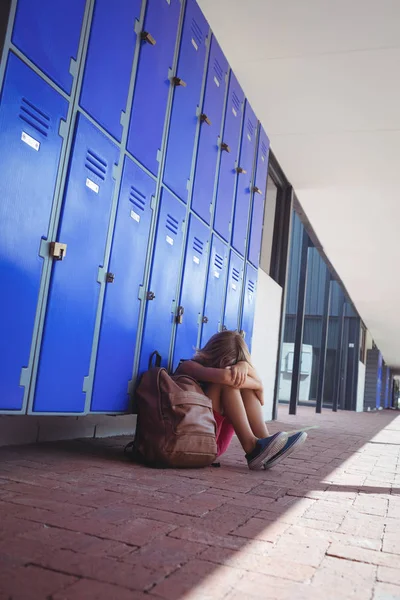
[0,55,68,411]
[12,0,86,94]
[213,72,244,241]
[80,0,141,141]
[163,0,208,202]
[33,115,119,413]
[138,189,186,375]
[248,127,270,268]
[127,0,181,175]
[200,235,228,347]
[91,158,155,413]
[240,264,258,353]
[231,101,257,257]
[223,251,244,331]
[191,36,228,224]
[172,215,209,370]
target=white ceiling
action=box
[198,0,400,366]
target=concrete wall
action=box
[251,269,283,421]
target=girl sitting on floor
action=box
[177,330,306,470]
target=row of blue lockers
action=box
[0,0,270,415]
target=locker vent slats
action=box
[247,118,255,138]
[19,97,50,137]
[232,91,241,113]
[191,18,203,48]
[261,140,268,157]
[166,213,179,236]
[214,252,223,270]
[129,185,146,212]
[213,58,223,84]
[232,267,240,283]
[193,236,204,255]
[85,149,107,181]
[248,279,255,293]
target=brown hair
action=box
[193,330,251,369]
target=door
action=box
[127,0,181,175]
[191,36,228,224]
[248,127,270,268]
[231,100,257,257]
[0,54,68,411]
[200,235,228,347]
[240,264,258,353]
[213,72,244,242]
[172,215,209,370]
[12,0,86,94]
[33,114,119,413]
[223,251,244,331]
[80,0,141,141]
[138,189,186,375]
[163,0,208,203]
[90,158,155,413]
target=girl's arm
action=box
[177,360,231,385]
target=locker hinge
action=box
[58,119,68,139]
[97,266,106,284]
[120,110,128,128]
[127,379,134,395]
[150,195,157,210]
[82,375,90,393]
[156,149,162,163]
[39,238,48,259]
[49,242,67,261]
[69,58,78,77]
[138,285,145,301]
[112,163,119,180]
[19,367,30,389]
[141,31,156,45]
[134,20,142,34]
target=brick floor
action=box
[0,406,399,600]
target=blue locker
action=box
[213,72,244,241]
[223,251,244,331]
[33,115,119,413]
[231,101,257,257]
[172,215,209,369]
[0,55,68,411]
[200,235,228,347]
[127,0,181,175]
[12,0,86,94]
[138,189,186,375]
[191,36,228,224]
[80,0,141,141]
[248,127,270,268]
[163,0,208,202]
[240,264,258,353]
[91,158,155,413]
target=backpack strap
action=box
[148,351,162,369]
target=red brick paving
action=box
[0,406,400,599]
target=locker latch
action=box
[172,76,187,88]
[141,31,156,45]
[49,242,67,261]
[221,325,227,331]
[221,142,231,153]
[200,113,212,126]
[176,305,184,324]
[252,186,262,195]
[147,291,156,301]
[106,272,115,283]
[202,316,208,324]
[236,167,247,174]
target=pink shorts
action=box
[213,410,235,457]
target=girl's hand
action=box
[228,361,249,388]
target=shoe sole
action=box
[248,432,288,471]
[263,432,307,469]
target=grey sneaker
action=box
[263,431,307,469]
[246,432,288,470]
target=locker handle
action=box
[202,316,209,324]
[221,325,227,331]
[172,76,187,88]
[176,306,184,324]
[252,186,263,195]
[50,242,67,261]
[106,272,115,283]
[200,113,212,126]
[236,167,247,174]
[141,31,156,45]
[147,291,156,301]
[221,142,231,153]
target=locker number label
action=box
[232,283,237,291]
[247,133,252,142]
[232,107,237,117]
[214,271,220,279]
[193,255,200,265]
[86,178,99,194]
[21,131,40,151]
[130,210,141,223]
[214,76,220,88]
[191,38,198,51]
[166,235,174,246]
